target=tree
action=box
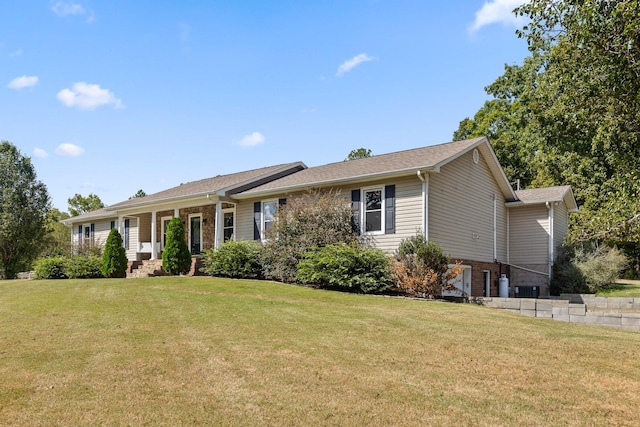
[68,193,104,217]
[162,217,191,275]
[261,189,359,282]
[101,228,128,278]
[345,148,372,160]
[455,0,640,263]
[0,141,51,279]
[130,189,146,199]
[40,208,72,258]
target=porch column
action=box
[150,211,157,260]
[215,203,223,249]
[174,208,179,217]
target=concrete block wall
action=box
[480,297,640,331]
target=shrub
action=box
[66,255,104,279]
[204,240,262,279]
[33,256,67,279]
[162,217,192,275]
[101,228,128,278]
[552,243,628,294]
[393,233,463,298]
[297,243,392,293]
[261,189,358,283]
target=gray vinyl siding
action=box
[343,176,423,253]
[553,202,568,256]
[508,205,549,266]
[427,150,508,263]
[234,176,424,253]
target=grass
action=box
[597,279,640,297]
[1,277,640,426]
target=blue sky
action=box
[2,0,529,211]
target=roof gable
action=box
[235,137,517,201]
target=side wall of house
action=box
[508,204,550,293]
[235,175,424,253]
[428,149,508,263]
[70,218,115,249]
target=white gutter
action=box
[546,201,555,279]
[493,193,497,262]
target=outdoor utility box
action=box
[514,286,539,299]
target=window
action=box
[352,185,395,235]
[110,220,116,230]
[364,188,383,233]
[262,200,277,237]
[254,199,284,241]
[223,210,235,242]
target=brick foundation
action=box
[457,259,510,297]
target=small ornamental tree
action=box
[162,217,191,275]
[101,228,128,278]
[392,233,463,298]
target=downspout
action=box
[417,171,428,241]
[493,193,497,262]
[546,202,555,280]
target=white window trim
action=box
[261,199,278,241]
[222,207,236,242]
[361,186,385,235]
[188,213,203,253]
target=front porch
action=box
[127,202,236,262]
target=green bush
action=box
[552,243,628,294]
[297,243,392,293]
[33,256,67,279]
[393,233,461,298]
[101,228,128,278]
[162,217,192,275]
[203,241,262,279]
[66,255,104,279]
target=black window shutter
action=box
[253,202,261,240]
[78,225,82,242]
[385,185,395,234]
[110,220,115,230]
[90,223,95,238]
[278,198,287,207]
[351,189,361,234]
[124,219,130,250]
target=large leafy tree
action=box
[68,193,104,217]
[0,141,51,279]
[455,0,640,259]
[40,208,72,257]
[345,148,372,160]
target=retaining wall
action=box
[479,297,640,331]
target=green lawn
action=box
[1,277,639,426]
[598,280,640,297]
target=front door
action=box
[190,215,202,254]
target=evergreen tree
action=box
[101,228,128,278]
[162,217,191,275]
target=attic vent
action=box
[472,149,479,164]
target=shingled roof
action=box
[510,185,578,211]
[234,137,513,198]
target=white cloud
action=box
[57,82,123,110]
[336,53,375,77]
[51,2,85,16]
[52,2,95,23]
[55,143,85,157]
[237,132,265,147]
[33,148,48,158]
[469,0,528,33]
[8,75,39,90]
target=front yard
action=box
[1,277,639,426]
